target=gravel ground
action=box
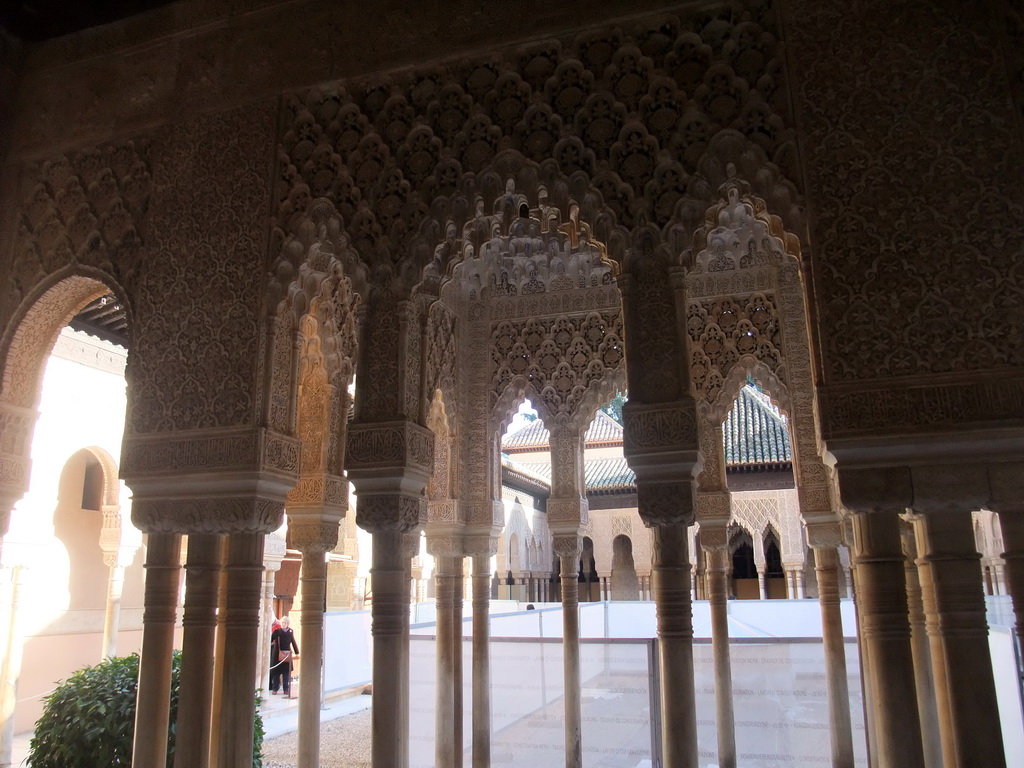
[261,707,372,768]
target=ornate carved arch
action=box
[685,181,833,520]
[0,269,130,519]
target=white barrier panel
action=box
[409,635,654,767]
[323,611,372,693]
[990,627,1024,763]
[695,639,869,767]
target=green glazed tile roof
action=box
[511,457,636,495]
[500,384,792,495]
[723,385,792,469]
[502,409,623,451]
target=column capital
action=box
[837,466,912,515]
[547,496,589,534]
[425,529,464,558]
[805,519,845,550]
[357,492,425,533]
[637,480,694,527]
[288,520,340,554]
[909,463,988,515]
[988,460,1024,514]
[697,518,729,550]
[552,534,581,559]
[264,528,287,569]
[463,530,499,557]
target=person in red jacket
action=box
[269,615,299,696]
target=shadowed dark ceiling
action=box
[0,0,173,42]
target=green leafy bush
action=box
[30,652,263,767]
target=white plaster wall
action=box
[4,328,145,731]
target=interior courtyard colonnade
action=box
[0,2,1023,768]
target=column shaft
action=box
[435,555,461,768]
[174,533,222,768]
[707,548,735,768]
[652,524,698,768]
[102,564,126,659]
[472,554,492,768]
[914,513,1006,767]
[900,534,942,768]
[297,550,328,768]
[813,546,854,768]
[559,553,583,768]
[851,512,924,768]
[371,529,408,768]
[215,532,265,768]
[132,532,182,768]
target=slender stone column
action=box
[291,523,337,768]
[431,548,462,768]
[216,532,265,768]
[554,535,583,768]
[898,521,942,768]
[102,560,126,658]
[209,538,230,768]
[850,511,925,768]
[755,566,767,600]
[174,533,222,768]
[806,523,854,768]
[912,511,1006,768]
[401,531,420,768]
[132,532,183,768]
[366,518,413,768]
[651,521,698,768]
[470,549,495,768]
[706,545,735,768]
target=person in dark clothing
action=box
[270,615,299,696]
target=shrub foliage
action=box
[29,652,263,767]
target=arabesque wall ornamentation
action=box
[785,0,1024,434]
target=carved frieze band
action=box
[547,496,589,528]
[287,473,348,509]
[131,496,284,535]
[824,377,1024,436]
[622,400,698,453]
[122,427,300,479]
[345,420,434,474]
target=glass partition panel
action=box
[323,610,372,693]
[697,639,868,767]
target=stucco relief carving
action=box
[345,420,434,475]
[132,496,284,535]
[356,494,425,533]
[129,104,274,435]
[8,141,151,321]
[683,183,836,520]
[272,8,798,302]
[288,521,340,553]
[785,0,1024,424]
[636,481,695,527]
[122,427,300,478]
[622,401,698,452]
